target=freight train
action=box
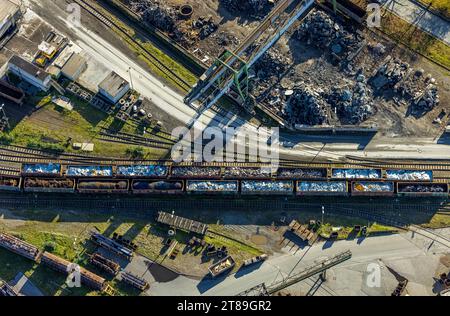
[0,163,447,197]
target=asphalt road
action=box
[148,228,449,296]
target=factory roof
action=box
[98,71,129,97]
[0,0,20,24]
[8,55,50,82]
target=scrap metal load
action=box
[0,233,39,261]
[40,252,106,291]
[0,176,20,191]
[209,255,236,277]
[22,163,61,176]
[90,232,134,260]
[241,180,293,194]
[332,168,381,179]
[121,271,149,291]
[224,167,271,178]
[352,181,394,195]
[78,180,129,193]
[90,253,120,276]
[187,180,238,193]
[220,0,272,18]
[277,168,326,178]
[24,178,74,193]
[398,183,447,195]
[156,211,208,235]
[171,166,221,178]
[297,181,347,195]
[117,165,168,177]
[67,166,113,177]
[284,84,328,126]
[386,170,432,181]
[132,180,183,193]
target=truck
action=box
[243,254,268,267]
[208,256,236,277]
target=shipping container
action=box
[208,256,236,277]
[77,179,129,194]
[0,176,21,192]
[224,167,272,179]
[187,180,238,194]
[241,180,294,195]
[170,166,221,179]
[66,165,113,177]
[386,170,433,181]
[297,181,348,196]
[116,165,168,177]
[351,181,394,197]
[22,163,61,177]
[332,168,381,179]
[276,168,327,179]
[24,177,75,193]
[397,182,448,197]
[132,180,184,194]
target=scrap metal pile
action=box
[220,0,271,18]
[171,166,221,177]
[399,184,445,193]
[224,167,271,178]
[284,84,328,126]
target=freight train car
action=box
[66,165,113,177]
[241,180,294,195]
[131,180,184,194]
[397,182,448,197]
[351,181,394,197]
[332,168,382,180]
[0,176,21,192]
[297,181,348,196]
[77,179,129,194]
[186,180,238,194]
[170,166,222,179]
[223,167,272,179]
[24,177,75,193]
[276,167,327,179]
[386,170,432,182]
[116,165,168,178]
[22,163,62,177]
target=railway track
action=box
[73,0,192,92]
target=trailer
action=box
[243,254,268,267]
[209,256,236,277]
[156,211,208,235]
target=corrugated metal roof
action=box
[98,71,129,96]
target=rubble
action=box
[370,57,409,90]
[241,180,293,192]
[332,169,381,179]
[298,181,347,192]
[284,84,328,126]
[386,170,432,181]
[187,180,238,192]
[117,165,168,177]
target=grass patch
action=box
[379,10,450,68]
[422,211,450,228]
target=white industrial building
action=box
[98,71,130,104]
[8,55,52,92]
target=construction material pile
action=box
[67,166,113,177]
[386,170,432,181]
[332,168,381,179]
[25,178,74,188]
[133,181,183,191]
[241,180,293,192]
[187,180,238,192]
[23,163,60,175]
[277,168,326,178]
[117,165,168,177]
[295,10,362,60]
[224,167,271,178]
[399,184,445,193]
[328,73,374,124]
[220,0,270,18]
[370,57,409,90]
[171,166,221,177]
[298,181,346,192]
[353,181,393,192]
[284,85,328,126]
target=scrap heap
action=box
[220,0,270,18]
[328,72,374,124]
[192,16,218,40]
[284,84,328,126]
[295,11,363,64]
[370,57,410,90]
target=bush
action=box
[126,146,145,159]
[0,133,14,144]
[43,241,56,252]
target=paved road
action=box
[380,0,450,45]
[148,229,449,296]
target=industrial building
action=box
[98,71,130,104]
[0,0,20,41]
[7,55,51,92]
[60,53,87,81]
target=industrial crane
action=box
[184,0,315,116]
[237,250,352,296]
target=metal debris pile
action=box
[386,170,432,181]
[298,181,347,192]
[241,180,293,192]
[193,17,218,39]
[224,167,271,178]
[66,166,113,177]
[370,57,409,90]
[332,168,381,179]
[328,72,374,124]
[399,184,445,193]
[220,0,270,18]
[171,166,221,177]
[284,85,328,126]
[353,182,393,192]
[277,168,326,178]
[188,181,238,191]
[117,165,168,177]
[296,11,363,61]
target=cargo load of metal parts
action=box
[277,168,327,178]
[352,181,394,195]
[297,181,347,195]
[132,180,184,193]
[397,183,448,196]
[386,170,433,181]
[121,271,149,291]
[171,166,221,178]
[187,180,238,192]
[0,233,39,261]
[24,178,75,193]
[117,165,168,177]
[156,211,208,235]
[90,232,134,260]
[40,251,106,291]
[66,166,113,177]
[224,167,271,178]
[22,163,61,176]
[0,176,20,191]
[209,255,236,277]
[90,253,120,276]
[332,168,381,179]
[78,180,129,193]
[241,180,293,194]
